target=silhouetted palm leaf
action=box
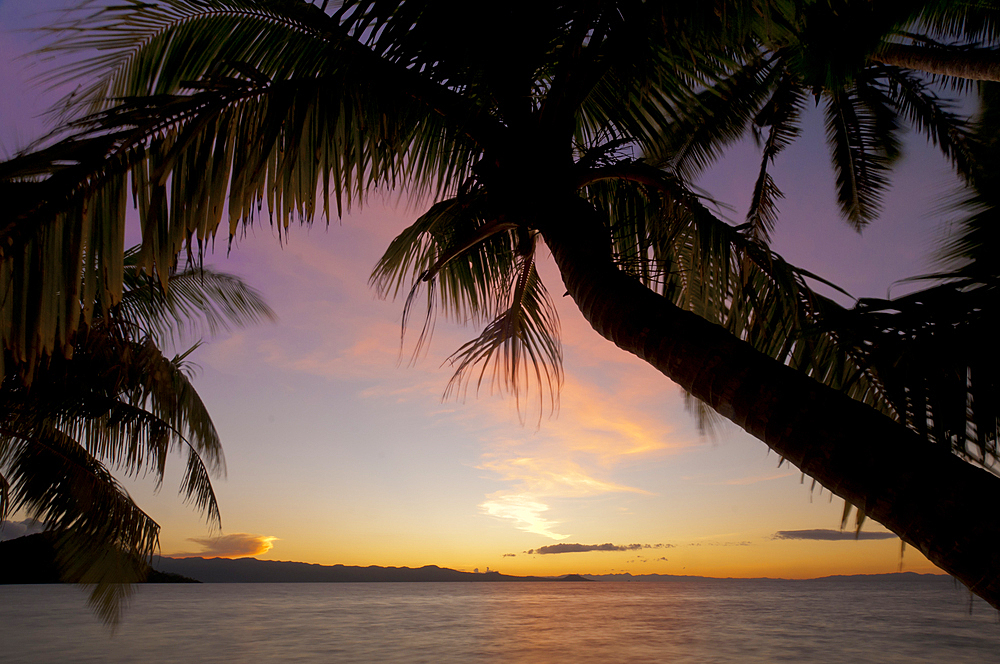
[0,240,272,623]
[747,73,807,242]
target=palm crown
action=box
[1,247,273,623]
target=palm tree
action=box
[1,0,998,606]
[1,248,274,624]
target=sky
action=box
[0,1,969,579]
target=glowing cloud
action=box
[480,455,651,498]
[169,533,279,558]
[476,450,656,540]
[469,354,700,539]
[480,494,568,540]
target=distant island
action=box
[152,557,944,585]
[153,556,592,583]
[0,534,946,585]
[0,534,585,584]
[0,534,198,584]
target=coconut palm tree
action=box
[648,0,994,239]
[1,0,999,606]
[1,248,274,624]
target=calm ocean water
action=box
[1,579,998,663]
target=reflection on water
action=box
[1,579,997,663]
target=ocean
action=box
[2,578,998,662]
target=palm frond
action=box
[443,240,562,421]
[938,184,1000,283]
[933,79,1000,283]
[38,0,340,121]
[2,322,224,521]
[560,3,732,154]
[372,193,561,418]
[915,1,1000,47]
[119,246,276,344]
[821,281,999,471]
[747,74,807,243]
[875,65,977,179]
[55,530,148,628]
[0,422,156,627]
[2,48,482,378]
[0,238,273,624]
[581,160,891,421]
[644,54,781,178]
[0,421,157,547]
[371,194,519,357]
[823,87,896,230]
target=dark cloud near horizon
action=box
[168,533,278,558]
[502,553,516,557]
[525,542,673,555]
[773,529,897,541]
[0,519,46,541]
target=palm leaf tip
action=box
[122,254,277,345]
[371,196,523,359]
[443,247,563,423]
[824,84,900,229]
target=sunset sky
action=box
[0,1,966,579]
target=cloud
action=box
[477,453,656,541]
[480,455,652,499]
[0,519,46,541]
[472,362,699,540]
[168,533,279,558]
[502,553,516,557]
[480,494,568,540]
[525,542,674,555]
[531,374,694,463]
[773,529,897,541]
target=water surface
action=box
[2,578,997,663]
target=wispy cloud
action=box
[480,494,568,540]
[480,455,651,498]
[477,453,653,540]
[773,529,897,541]
[525,542,674,555]
[167,533,279,558]
[474,372,696,539]
[539,376,694,464]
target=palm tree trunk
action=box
[540,197,1000,609]
[873,44,1000,82]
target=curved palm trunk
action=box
[873,44,1000,82]
[540,198,1000,609]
